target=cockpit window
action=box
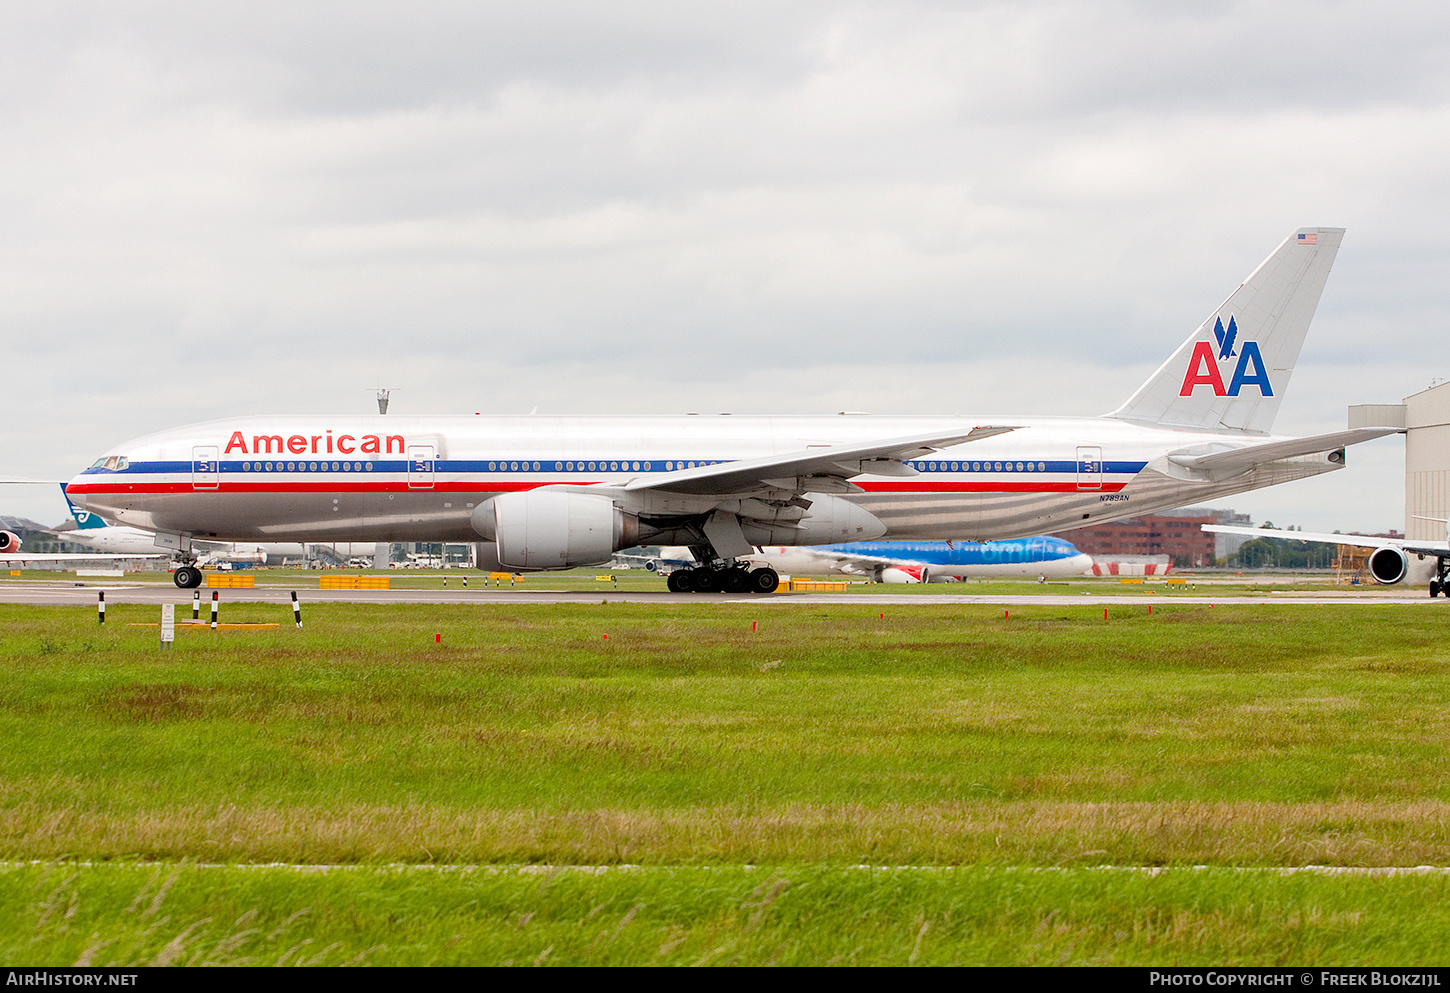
[104,456,119,470]
[116,457,128,470]
[91,458,107,468]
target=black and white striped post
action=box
[291,591,302,629]
[210,591,219,630]
[97,591,105,625]
[192,591,200,620]
[463,575,468,589]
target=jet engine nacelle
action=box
[0,531,20,553]
[471,542,528,574]
[878,565,925,584]
[1368,546,1409,585]
[472,490,636,569]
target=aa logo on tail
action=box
[1179,316,1273,397]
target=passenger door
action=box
[408,445,436,490]
[1076,446,1102,491]
[192,445,219,490]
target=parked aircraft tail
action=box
[1109,227,1343,433]
[59,484,106,529]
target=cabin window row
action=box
[909,461,1050,472]
[240,462,373,472]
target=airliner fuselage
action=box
[65,412,1341,544]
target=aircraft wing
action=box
[623,426,1021,495]
[1203,524,1450,558]
[1167,428,1399,476]
[0,476,66,484]
[784,547,914,576]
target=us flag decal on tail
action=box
[1298,232,1317,245]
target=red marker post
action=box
[210,591,219,630]
[97,592,105,625]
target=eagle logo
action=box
[1213,316,1238,360]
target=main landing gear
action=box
[667,566,780,594]
[173,564,203,589]
[1432,556,1450,598]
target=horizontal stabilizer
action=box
[625,426,1020,495]
[1167,427,1398,476]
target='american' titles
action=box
[223,430,405,457]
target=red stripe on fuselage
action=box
[68,479,1129,496]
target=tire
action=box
[1432,581,1441,598]
[666,571,691,593]
[749,568,780,594]
[691,569,722,593]
[722,568,751,593]
[173,566,202,589]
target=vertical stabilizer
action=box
[1109,227,1343,433]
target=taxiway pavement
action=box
[0,583,1438,608]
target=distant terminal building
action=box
[1067,507,1251,568]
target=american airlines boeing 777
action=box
[65,227,1396,591]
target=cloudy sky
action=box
[3,0,1447,531]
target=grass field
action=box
[1,598,1447,964]
[6,863,1450,966]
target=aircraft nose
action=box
[64,475,88,509]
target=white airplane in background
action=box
[52,487,378,568]
[53,486,270,565]
[0,526,164,565]
[1204,521,1450,596]
[65,227,1398,592]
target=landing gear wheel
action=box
[749,567,780,594]
[722,568,751,593]
[1432,580,1441,598]
[173,566,202,589]
[691,569,722,593]
[666,571,691,593]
